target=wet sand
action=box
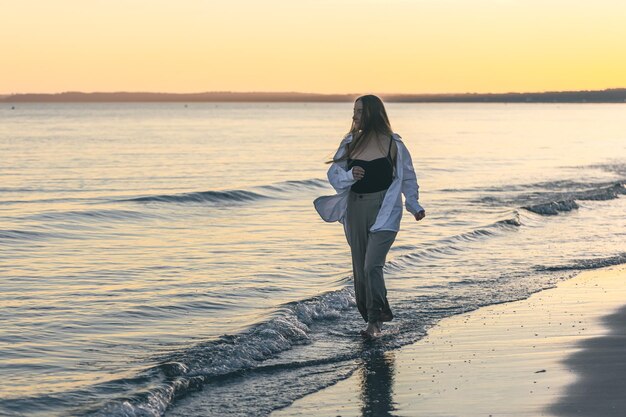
[272,266,626,417]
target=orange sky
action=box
[1,0,625,94]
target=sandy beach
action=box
[272,265,626,417]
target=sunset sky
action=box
[1,0,625,95]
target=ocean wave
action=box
[122,189,268,204]
[82,288,355,417]
[259,178,328,193]
[573,182,626,200]
[523,199,579,215]
[0,196,93,205]
[514,182,625,215]
[0,228,76,241]
[163,288,355,379]
[385,213,521,271]
[592,162,626,176]
[0,187,42,193]
[520,182,625,215]
[120,178,327,205]
[536,253,626,272]
[1,210,160,243]
[472,178,625,212]
[28,208,159,222]
[441,179,597,193]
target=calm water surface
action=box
[1,103,625,416]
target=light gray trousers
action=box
[345,189,397,324]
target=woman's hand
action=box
[414,210,426,221]
[352,166,365,181]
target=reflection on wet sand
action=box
[358,348,397,417]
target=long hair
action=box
[327,95,394,164]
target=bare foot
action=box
[360,322,382,338]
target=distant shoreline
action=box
[2,89,626,103]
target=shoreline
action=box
[272,265,626,417]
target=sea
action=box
[1,102,625,417]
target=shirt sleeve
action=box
[327,160,355,192]
[400,144,424,215]
[326,137,357,192]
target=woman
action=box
[314,95,426,338]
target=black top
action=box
[347,136,394,194]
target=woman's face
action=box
[352,100,363,129]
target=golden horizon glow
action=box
[1,0,625,95]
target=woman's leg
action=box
[346,192,369,322]
[364,230,397,324]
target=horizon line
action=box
[2,87,626,96]
[3,88,626,104]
